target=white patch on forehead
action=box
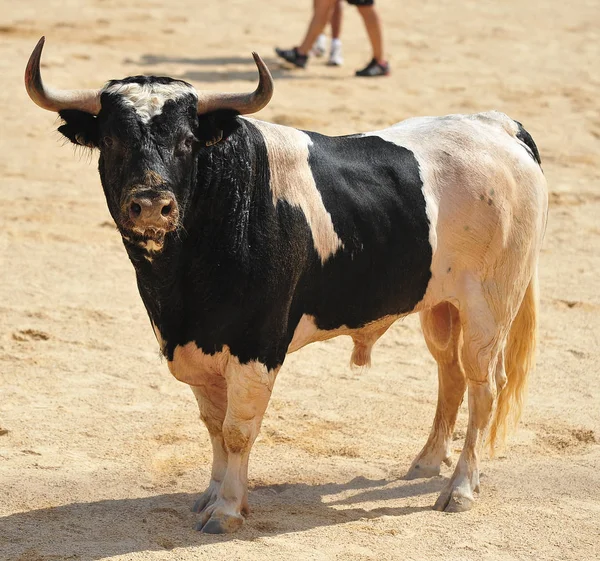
[246,118,343,263]
[102,81,197,123]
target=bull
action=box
[25,37,547,534]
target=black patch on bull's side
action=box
[295,132,432,331]
[514,120,542,166]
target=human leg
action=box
[298,0,338,54]
[327,0,344,65]
[311,0,328,56]
[354,3,389,76]
[276,0,338,67]
[356,4,384,62]
[331,0,343,39]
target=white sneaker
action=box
[311,34,327,57]
[327,39,343,66]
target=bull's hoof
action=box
[192,481,220,513]
[192,496,210,513]
[433,485,475,512]
[197,513,244,534]
[406,454,451,480]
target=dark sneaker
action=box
[275,47,308,69]
[355,58,389,77]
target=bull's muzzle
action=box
[123,190,179,238]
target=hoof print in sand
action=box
[12,329,51,342]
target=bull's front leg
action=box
[195,358,279,534]
[189,375,229,516]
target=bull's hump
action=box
[101,80,197,123]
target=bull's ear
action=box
[197,109,240,147]
[57,109,99,148]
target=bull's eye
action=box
[178,135,196,154]
[101,136,114,149]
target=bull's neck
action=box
[127,117,272,339]
[185,117,268,259]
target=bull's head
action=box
[25,37,273,254]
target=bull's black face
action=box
[59,77,201,252]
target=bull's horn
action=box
[25,37,101,115]
[197,52,273,115]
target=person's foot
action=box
[355,58,389,77]
[327,39,343,66]
[275,47,308,69]
[311,34,327,57]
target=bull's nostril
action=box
[161,204,172,217]
[130,202,142,218]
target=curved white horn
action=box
[25,36,101,114]
[197,52,274,115]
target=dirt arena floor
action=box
[1,0,599,559]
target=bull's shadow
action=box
[124,54,347,83]
[1,475,443,560]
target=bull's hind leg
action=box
[190,376,228,515]
[434,279,509,512]
[196,359,278,534]
[407,302,466,479]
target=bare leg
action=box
[434,281,507,512]
[356,5,385,63]
[196,359,279,533]
[407,302,466,478]
[298,0,338,55]
[311,0,329,57]
[331,0,343,39]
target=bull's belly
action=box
[157,311,404,385]
[288,313,400,367]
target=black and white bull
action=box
[26,37,547,534]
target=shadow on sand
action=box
[123,54,348,83]
[127,54,261,66]
[1,475,445,560]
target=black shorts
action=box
[347,0,374,6]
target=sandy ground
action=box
[1,0,599,559]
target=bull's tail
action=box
[514,120,542,166]
[488,270,539,452]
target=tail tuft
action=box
[488,272,538,453]
[514,120,542,166]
